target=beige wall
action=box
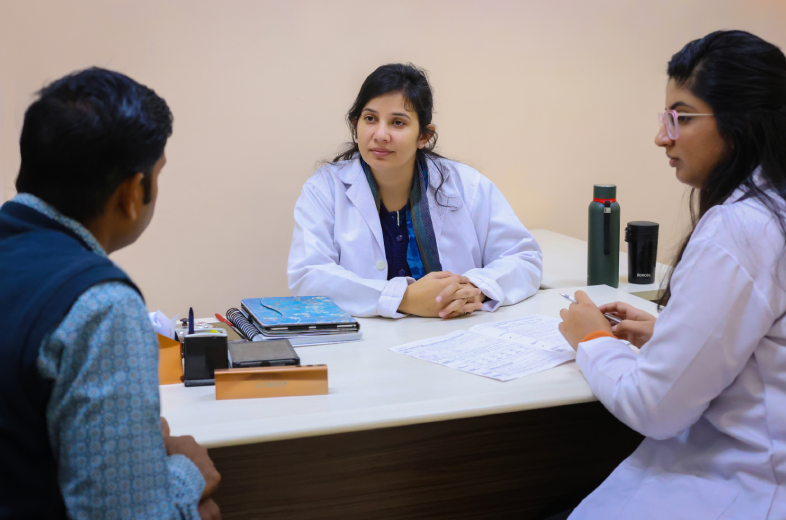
[2,0,785,317]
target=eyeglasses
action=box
[658,110,714,140]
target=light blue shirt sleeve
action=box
[37,281,204,519]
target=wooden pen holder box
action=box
[214,365,328,400]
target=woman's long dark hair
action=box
[659,30,786,307]
[333,63,451,205]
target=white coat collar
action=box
[337,155,453,255]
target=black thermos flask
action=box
[625,221,659,284]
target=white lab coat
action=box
[287,156,543,318]
[571,175,786,519]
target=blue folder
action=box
[240,296,360,335]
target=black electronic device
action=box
[227,339,300,368]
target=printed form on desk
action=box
[390,315,575,381]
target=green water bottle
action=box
[588,184,620,288]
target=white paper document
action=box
[389,315,575,381]
[148,310,179,339]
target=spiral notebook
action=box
[240,296,360,336]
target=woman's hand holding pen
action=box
[559,291,614,349]
[398,271,483,318]
[599,301,657,348]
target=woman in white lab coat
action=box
[288,64,542,319]
[557,31,786,520]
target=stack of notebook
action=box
[231,296,362,346]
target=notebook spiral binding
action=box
[226,308,262,341]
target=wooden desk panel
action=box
[210,401,642,519]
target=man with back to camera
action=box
[0,68,221,519]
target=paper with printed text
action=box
[390,315,575,381]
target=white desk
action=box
[166,285,651,519]
[162,285,654,448]
[531,229,671,296]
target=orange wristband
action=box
[580,330,616,343]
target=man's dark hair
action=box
[15,67,173,223]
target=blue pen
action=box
[188,307,195,335]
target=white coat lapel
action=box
[426,158,461,247]
[340,159,384,252]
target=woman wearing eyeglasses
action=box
[288,63,543,319]
[557,30,786,520]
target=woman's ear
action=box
[418,124,436,149]
[350,117,359,138]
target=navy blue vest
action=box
[0,201,140,519]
